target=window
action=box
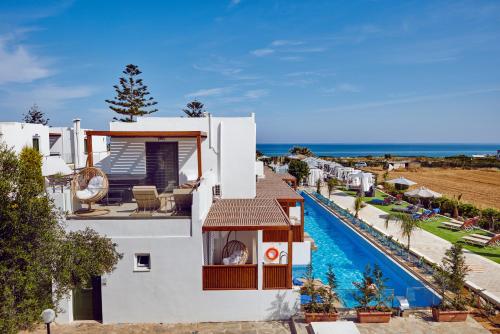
[32,137,40,152]
[134,253,151,272]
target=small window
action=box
[134,253,151,272]
[32,137,40,152]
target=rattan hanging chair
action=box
[221,232,249,265]
[71,167,109,214]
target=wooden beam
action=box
[85,130,207,138]
[196,134,202,179]
[287,228,293,289]
[300,201,305,242]
[202,225,290,232]
[86,134,93,167]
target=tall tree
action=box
[105,64,158,122]
[23,103,49,125]
[182,100,206,117]
[289,146,314,157]
[288,160,309,185]
[0,145,122,334]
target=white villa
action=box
[0,119,108,175]
[48,114,310,324]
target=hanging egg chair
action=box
[71,167,109,215]
[221,232,249,265]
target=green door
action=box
[73,277,102,321]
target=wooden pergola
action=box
[85,130,207,179]
[202,198,293,290]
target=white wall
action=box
[57,199,299,324]
[0,122,50,156]
[50,126,108,168]
[106,115,256,198]
[262,242,311,266]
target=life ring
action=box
[265,247,279,261]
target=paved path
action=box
[314,186,500,305]
[23,314,491,334]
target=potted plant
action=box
[302,264,339,323]
[431,244,470,322]
[353,264,392,323]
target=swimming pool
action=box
[294,191,439,308]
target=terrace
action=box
[202,198,293,290]
[68,130,206,219]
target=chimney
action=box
[72,119,81,168]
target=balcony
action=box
[202,265,258,290]
[263,264,289,289]
[67,130,206,220]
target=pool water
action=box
[294,192,439,308]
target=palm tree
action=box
[451,194,462,219]
[354,196,364,218]
[385,212,420,254]
[327,178,338,198]
[316,178,322,195]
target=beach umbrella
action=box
[386,177,417,187]
[404,186,442,199]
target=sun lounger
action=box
[461,234,500,247]
[311,321,361,334]
[440,217,479,231]
[132,186,161,211]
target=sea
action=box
[256,143,500,158]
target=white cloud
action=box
[0,39,51,84]
[251,48,275,57]
[318,87,500,112]
[244,89,268,99]
[287,47,327,53]
[324,83,361,94]
[280,56,303,62]
[185,87,230,98]
[271,40,303,46]
[0,84,94,111]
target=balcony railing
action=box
[263,225,303,242]
[202,265,258,290]
[263,264,289,289]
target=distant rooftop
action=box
[256,167,303,202]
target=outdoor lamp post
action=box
[41,309,55,334]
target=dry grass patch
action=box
[366,167,500,210]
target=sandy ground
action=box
[366,167,500,210]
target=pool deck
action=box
[312,186,500,306]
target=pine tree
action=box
[105,64,158,122]
[23,103,49,125]
[182,100,206,117]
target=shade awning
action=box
[203,198,290,231]
[404,186,442,198]
[386,177,417,186]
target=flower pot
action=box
[305,312,339,323]
[432,308,468,322]
[356,310,392,323]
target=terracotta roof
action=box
[203,198,290,231]
[256,168,303,201]
[280,172,297,182]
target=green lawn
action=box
[339,188,500,264]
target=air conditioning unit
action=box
[212,184,222,198]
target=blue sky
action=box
[0,0,499,143]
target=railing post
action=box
[257,230,263,290]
